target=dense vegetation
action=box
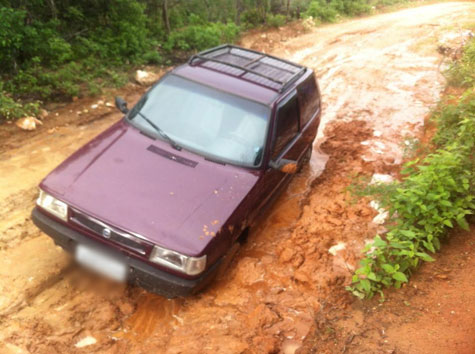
[0,0,411,120]
[348,38,475,299]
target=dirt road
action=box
[1,2,474,353]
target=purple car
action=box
[32,45,321,298]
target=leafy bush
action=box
[304,0,374,23]
[348,23,475,300]
[342,0,372,16]
[0,0,411,120]
[164,22,240,51]
[0,83,40,120]
[266,14,287,28]
[348,91,475,299]
[446,38,475,87]
[241,8,266,27]
[304,0,340,23]
[0,7,73,71]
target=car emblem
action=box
[102,228,112,239]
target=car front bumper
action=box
[31,207,220,298]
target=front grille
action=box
[71,209,151,255]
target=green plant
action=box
[0,0,416,121]
[143,50,163,65]
[348,91,475,299]
[164,22,240,51]
[266,14,287,28]
[241,8,266,28]
[445,37,475,88]
[0,83,40,120]
[304,0,340,22]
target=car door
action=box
[256,90,307,210]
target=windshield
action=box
[127,75,270,167]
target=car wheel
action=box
[216,241,241,280]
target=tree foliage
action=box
[0,0,407,119]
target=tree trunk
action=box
[286,0,291,18]
[235,0,242,25]
[162,0,171,34]
[48,0,57,19]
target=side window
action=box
[271,92,299,159]
[297,74,320,127]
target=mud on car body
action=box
[32,45,321,298]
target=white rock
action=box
[370,200,389,224]
[15,117,43,131]
[328,242,346,256]
[370,173,394,185]
[74,336,97,348]
[373,211,389,225]
[90,104,98,109]
[135,70,160,86]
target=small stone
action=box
[370,174,394,185]
[135,70,160,86]
[74,336,96,348]
[328,242,346,256]
[15,117,43,131]
[38,109,48,119]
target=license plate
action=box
[75,244,127,282]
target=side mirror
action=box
[269,158,298,174]
[115,96,129,114]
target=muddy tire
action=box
[216,242,241,280]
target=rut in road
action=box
[0,2,474,353]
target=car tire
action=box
[216,241,241,280]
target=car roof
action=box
[173,65,279,106]
[173,45,308,106]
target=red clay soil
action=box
[1,2,475,353]
[300,226,475,354]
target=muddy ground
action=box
[1,2,474,353]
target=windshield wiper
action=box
[135,112,182,151]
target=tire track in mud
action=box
[1,2,475,353]
[0,187,42,250]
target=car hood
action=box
[41,121,259,256]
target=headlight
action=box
[149,245,207,276]
[37,189,68,221]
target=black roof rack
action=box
[188,44,306,93]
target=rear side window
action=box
[297,74,320,127]
[271,92,299,159]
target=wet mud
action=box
[1,2,474,353]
